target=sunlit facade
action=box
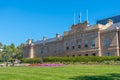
[23,19,120,58]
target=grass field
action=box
[0,65,120,80]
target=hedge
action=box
[22,58,41,64]
[22,56,120,64]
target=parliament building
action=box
[23,15,120,58]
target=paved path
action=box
[0,63,29,67]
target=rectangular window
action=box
[91,39,95,48]
[92,53,96,56]
[85,44,88,48]
[105,52,110,56]
[78,45,81,49]
[66,47,69,50]
[84,40,88,48]
[78,54,81,56]
[72,46,75,49]
[85,54,88,56]
[91,44,95,48]
[105,38,110,47]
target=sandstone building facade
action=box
[23,18,120,58]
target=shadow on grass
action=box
[69,73,120,80]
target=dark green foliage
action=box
[22,56,120,64]
[44,56,120,63]
[22,58,41,64]
[0,43,25,62]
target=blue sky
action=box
[0,0,120,46]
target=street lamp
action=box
[3,51,8,66]
[4,54,7,62]
[41,36,46,64]
[41,48,44,64]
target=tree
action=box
[0,42,25,62]
[15,43,25,59]
[0,42,3,49]
[0,42,3,61]
[1,43,17,62]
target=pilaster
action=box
[116,30,119,56]
[98,31,102,56]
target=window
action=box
[66,46,69,50]
[78,54,81,56]
[41,50,43,54]
[71,41,75,50]
[54,50,56,53]
[92,53,96,56]
[65,42,68,46]
[72,55,75,57]
[67,55,69,57]
[78,42,81,49]
[85,54,88,56]
[66,42,68,46]
[41,48,43,54]
[105,52,110,56]
[65,42,69,50]
[78,45,81,49]
[105,38,110,47]
[85,44,88,48]
[82,34,84,37]
[91,39,95,48]
[72,46,75,49]
[84,40,88,48]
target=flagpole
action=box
[79,12,82,23]
[74,13,76,25]
[86,10,88,22]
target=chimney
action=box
[56,33,60,39]
[28,39,33,45]
[107,19,113,25]
[43,36,46,45]
[43,36,46,41]
[105,19,113,28]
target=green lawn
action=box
[0,65,120,80]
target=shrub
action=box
[22,56,120,64]
[22,58,41,64]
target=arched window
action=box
[105,38,110,47]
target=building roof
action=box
[105,22,120,31]
[34,36,63,45]
[32,20,120,45]
[97,15,120,25]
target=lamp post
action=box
[3,51,8,66]
[41,48,44,64]
[41,36,46,64]
[4,54,7,63]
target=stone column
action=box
[30,43,34,58]
[116,29,119,56]
[98,31,102,56]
